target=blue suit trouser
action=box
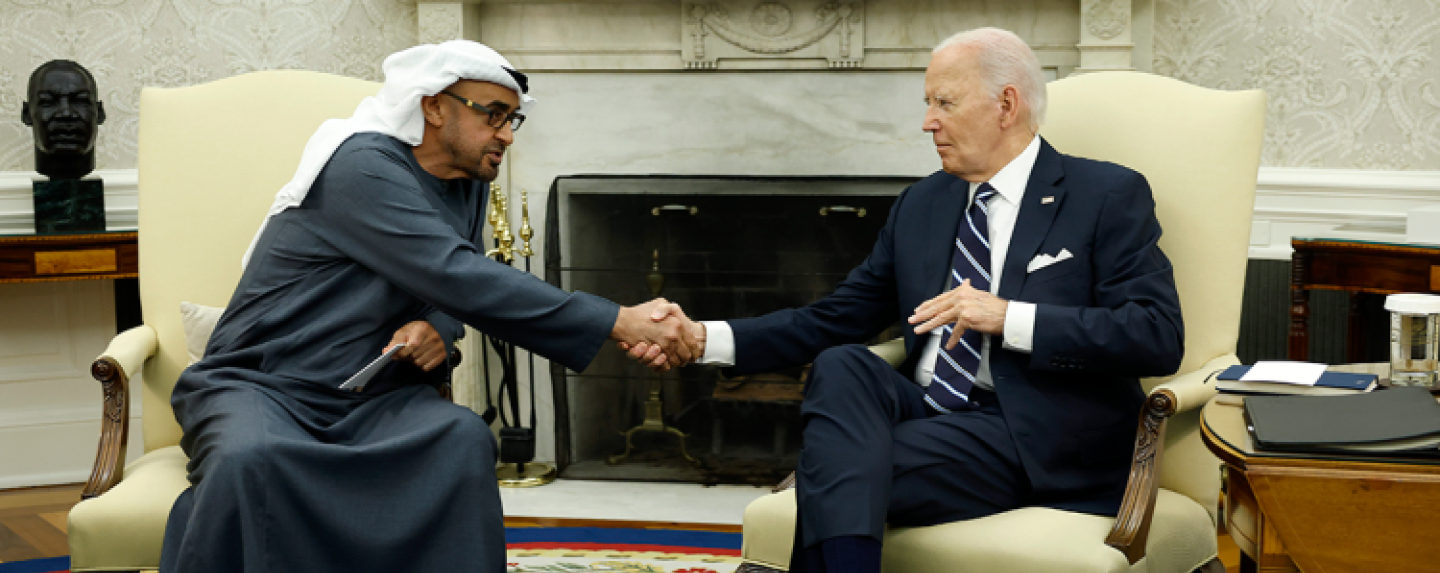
[790,344,1030,568]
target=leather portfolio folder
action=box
[1244,386,1440,456]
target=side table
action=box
[0,231,138,283]
[1289,238,1440,362]
[1201,375,1440,573]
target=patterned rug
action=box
[0,527,743,573]
[0,557,67,573]
[506,526,742,572]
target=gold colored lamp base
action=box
[497,462,557,488]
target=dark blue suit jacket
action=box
[728,139,1184,515]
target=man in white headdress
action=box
[161,41,697,573]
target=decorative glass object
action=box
[1385,294,1440,389]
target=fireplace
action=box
[544,175,915,483]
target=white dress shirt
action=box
[699,135,1043,390]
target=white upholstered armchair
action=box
[737,71,1266,572]
[66,71,381,572]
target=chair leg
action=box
[1240,552,1258,573]
[1194,557,1227,573]
[737,561,787,573]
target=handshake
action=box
[610,298,705,372]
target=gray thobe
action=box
[161,132,618,573]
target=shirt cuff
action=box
[1002,301,1036,353]
[699,321,737,366]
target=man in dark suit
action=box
[628,27,1183,573]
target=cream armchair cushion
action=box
[67,70,381,573]
[743,487,1215,573]
[737,71,1266,573]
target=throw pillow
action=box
[179,302,225,364]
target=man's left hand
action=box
[909,279,1009,348]
[387,320,448,372]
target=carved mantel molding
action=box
[409,0,1127,74]
[1077,0,1136,73]
[681,1,865,69]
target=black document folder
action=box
[1244,386,1440,456]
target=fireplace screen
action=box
[545,175,915,484]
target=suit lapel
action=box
[922,175,971,296]
[998,140,1066,300]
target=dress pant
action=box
[790,344,1030,567]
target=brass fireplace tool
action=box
[608,249,701,466]
[490,185,557,487]
[485,184,516,263]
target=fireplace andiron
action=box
[608,249,701,466]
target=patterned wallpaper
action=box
[0,0,418,172]
[1,1,1436,171]
[1153,0,1440,170]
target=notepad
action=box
[1216,364,1377,396]
[339,343,406,390]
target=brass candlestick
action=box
[609,249,700,467]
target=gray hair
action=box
[934,28,1047,131]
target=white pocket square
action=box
[1026,248,1073,273]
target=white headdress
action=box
[241,40,534,268]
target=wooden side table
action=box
[1201,385,1440,573]
[1289,238,1440,362]
[0,231,138,283]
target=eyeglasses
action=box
[440,91,525,132]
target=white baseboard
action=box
[0,470,93,490]
[0,408,145,489]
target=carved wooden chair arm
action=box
[1104,355,1229,564]
[83,325,159,499]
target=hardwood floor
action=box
[0,484,79,563]
[0,483,1237,571]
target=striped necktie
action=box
[925,182,997,414]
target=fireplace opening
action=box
[545,175,916,484]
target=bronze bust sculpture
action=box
[22,59,106,180]
[25,60,107,233]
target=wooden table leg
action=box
[1346,291,1365,363]
[1240,552,1257,573]
[1289,251,1310,361]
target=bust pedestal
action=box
[33,178,105,234]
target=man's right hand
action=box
[617,301,706,372]
[611,298,702,372]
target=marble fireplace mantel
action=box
[415,0,1154,76]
